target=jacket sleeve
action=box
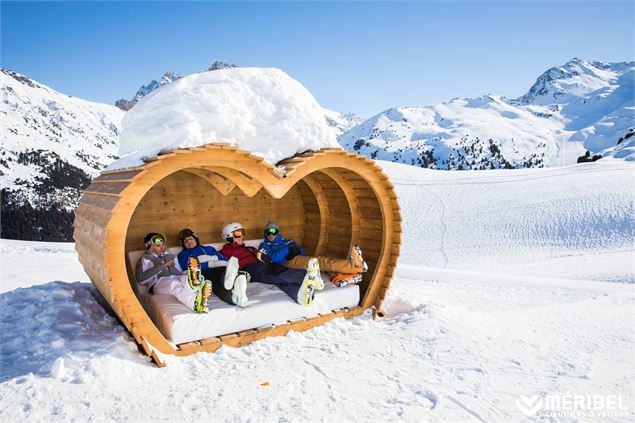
[136,256,162,285]
[269,244,290,264]
[203,245,226,261]
[259,240,274,256]
[163,253,182,276]
[177,250,189,272]
[198,246,226,269]
[260,239,292,264]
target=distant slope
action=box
[0,69,123,241]
[338,58,634,169]
[381,158,634,282]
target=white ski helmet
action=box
[222,222,244,240]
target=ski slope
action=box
[1,159,633,422]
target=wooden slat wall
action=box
[295,180,320,255]
[306,172,352,259]
[125,170,306,252]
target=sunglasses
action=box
[265,229,278,236]
[232,230,244,238]
[183,236,196,243]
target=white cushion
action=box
[128,240,360,344]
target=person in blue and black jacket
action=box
[177,228,248,307]
[257,221,369,287]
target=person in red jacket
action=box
[177,228,248,308]
[219,222,323,306]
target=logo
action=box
[516,395,543,416]
[516,393,631,419]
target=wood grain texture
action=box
[74,144,401,361]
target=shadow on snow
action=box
[0,281,128,382]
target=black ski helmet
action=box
[178,228,200,247]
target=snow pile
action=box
[1,160,633,421]
[110,68,339,170]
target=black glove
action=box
[257,248,272,263]
[285,244,301,261]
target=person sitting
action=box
[257,220,368,287]
[219,222,323,306]
[135,233,211,313]
[176,228,248,308]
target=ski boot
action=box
[349,244,368,273]
[187,256,203,289]
[331,273,363,287]
[194,280,211,313]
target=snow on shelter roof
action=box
[107,68,340,170]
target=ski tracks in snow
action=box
[385,266,635,422]
[416,184,449,269]
[0,268,632,422]
[395,180,450,269]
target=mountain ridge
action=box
[115,59,238,111]
[1,58,632,241]
[0,68,123,240]
[337,58,634,170]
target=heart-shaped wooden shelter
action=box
[74,143,401,364]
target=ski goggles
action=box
[232,229,245,238]
[145,234,166,247]
[265,228,279,236]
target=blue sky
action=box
[2,1,633,117]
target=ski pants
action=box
[243,262,306,301]
[202,266,236,306]
[285,255,358,274]
[152,275,197,310]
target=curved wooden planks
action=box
[74,143,401,360]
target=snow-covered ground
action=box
[1,159,633,422]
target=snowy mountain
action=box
[115,72,183,111]
[323,108,363,140]
[207,59,237,71]
[0,69,123,241]
[115,60,239,111]
[338,58,634,169]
